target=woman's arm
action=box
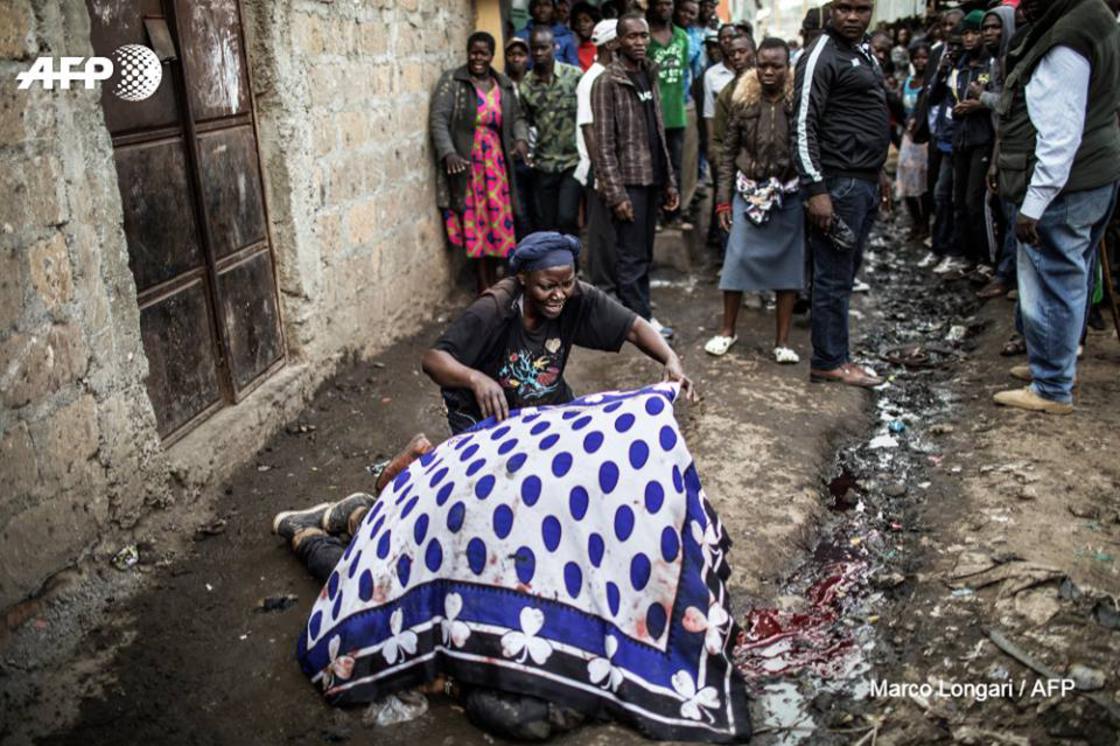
[430,72,460,163]
[625,318,697,402]
[421,349,510,422]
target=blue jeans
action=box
[1017,181,1119,403]
[809,177,878,371]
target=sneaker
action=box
[322,492,376,535]
[650,317,674,339]
[922,236,933,249]
[272,503,332,541]
[933,256,970,275]
[917,251,939,268]
[852,278,871,293]
[993,386,1072,414]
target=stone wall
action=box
[243,0,468,361]
[0,0,472,612]
[0,0,171,610]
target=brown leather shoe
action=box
[976,279,1009,299]
[810,363,883,388]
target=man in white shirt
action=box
[701,24,743,122]
[576,19,619,294]
[991,0,1120,414]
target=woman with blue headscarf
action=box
[423,232,695,433]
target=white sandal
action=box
[704,335,738,356]
[773,346,800,364]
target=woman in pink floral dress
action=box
[431,32,531,292]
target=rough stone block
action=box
[357,23,388,56]
[337,110,367,149]
[0,323,89,409]
[0,421,39,501]
[310,114,336,157]
[0,0,33,60]
[28,394,99,493]
[28,232,73,311]
[0,497,97,609]
[0,245,23,332]
[314,210,341,264]
[344,199,378,246]
[0,155,65,231]
[0,84,29,144]
[293,12,325,57]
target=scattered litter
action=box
[950,588,974,598]
[1068,664,1105,691]
[239,633,249,641]
[194,519,228,539]
[257,464,272,472]
[111,545,139,571]
[917,481,931,489]
[361,691,429,727]
[257,594,299,613]
[1092,599,1120,630]
[372,362,386,369]
[945,325,967,343]
[868,434,898,450]
[206,583,214,592]
[929,423,954,435]
[888,420,906,434]
[883,483,907,498]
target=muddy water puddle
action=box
[731,226,981,742]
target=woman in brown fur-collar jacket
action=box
[705,39,806,365]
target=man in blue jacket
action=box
[516,0,580,68]
[793,0,891,388]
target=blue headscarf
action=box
[508,232,581,274]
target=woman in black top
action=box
[422,232,695,433]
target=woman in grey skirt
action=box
[705,38,804,364]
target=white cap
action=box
[591,19,618,46]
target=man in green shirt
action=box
[521,26,584,236]
[646,0,689,225]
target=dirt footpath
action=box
[2,239,871,745]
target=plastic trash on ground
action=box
[361,690,429,727]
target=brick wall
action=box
[0,0,473,612]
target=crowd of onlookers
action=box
[430,0,1120,413]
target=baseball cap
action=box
[591,19,618,46]
[704,28,720,43]
[505,37,529,52]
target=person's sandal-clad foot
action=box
[322,492,376,535]
[704,335,737,356]
[273,503,332,541]
[810,362,882,388]
[993,386,1073,415]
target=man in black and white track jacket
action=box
[793,0,891,389]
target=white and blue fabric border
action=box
[296,383,751,742]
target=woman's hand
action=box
[445,153,470,175]
[716,203,732,233]
[663,355,698,403]
[469,371,509,423]
[514,139,531,165]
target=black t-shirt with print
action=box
[434,277,637,425]
[627,69,667,187]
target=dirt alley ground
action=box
[3,216,1120,745]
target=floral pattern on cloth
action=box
[296,383,751,742]
[734,172,800,226]
[496,344,563,402]
[444,84,517,259]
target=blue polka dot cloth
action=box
[297,383,750,741]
